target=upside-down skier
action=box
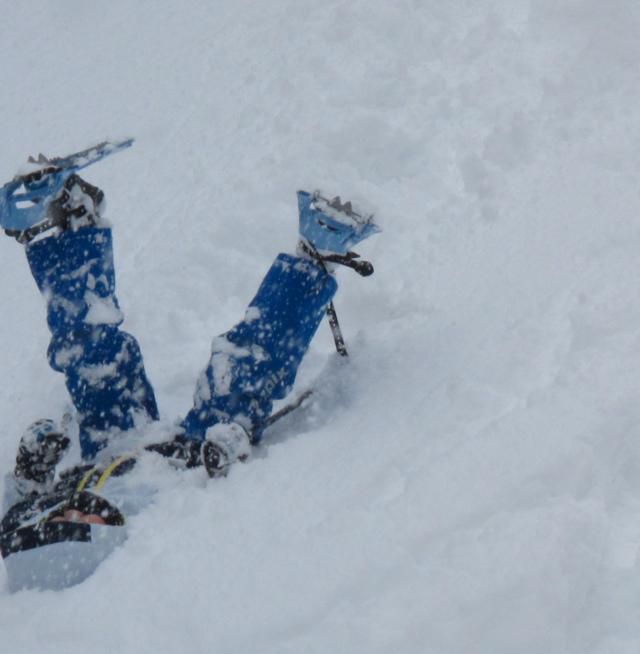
[0,140,380,590]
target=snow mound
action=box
[1,1,640,652]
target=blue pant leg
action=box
[26,228,159,459]
[182,254,337,442]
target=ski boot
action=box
[13,419,71,496]
[201,422,251,478]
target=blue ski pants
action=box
[26,228,337,459]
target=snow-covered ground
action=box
[1,1,640,652]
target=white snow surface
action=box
[1,1,640,652]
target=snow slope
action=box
[1,1,640,652]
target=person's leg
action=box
[26,225,159,458]
[180,191,379,477]
[12,174,159,461]
[181,253,337,442]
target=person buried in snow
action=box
[2,154,380,497]
[0,143,380,591]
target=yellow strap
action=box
[94,456,132,492]
[75,455,132,493]
[77,466,98,492]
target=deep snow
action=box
[1,1,640,652]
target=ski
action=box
[0,138,134,231]
[25,138,134,174]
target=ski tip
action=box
[298,189,379,229]
[26,153,50,165]
[105,137,135,151]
